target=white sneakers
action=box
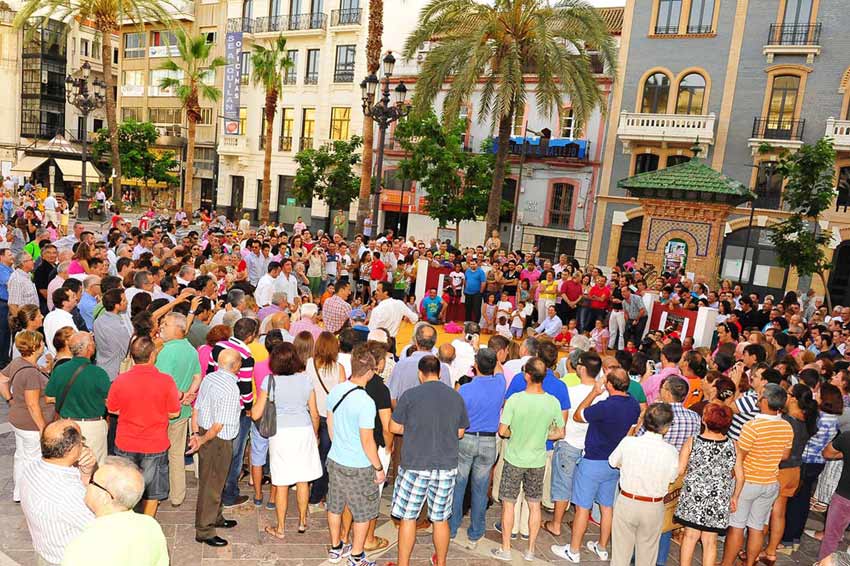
[550,544,581,563]
[587,540,609,561]
[491,548,513,562]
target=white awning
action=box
[9,156,48,176]
[54,159,103,183]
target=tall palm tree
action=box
[404,0,617,236]
[355,0,383,234]
[159,29,226,213]
[251,34,292,224]
[14,0,176,199]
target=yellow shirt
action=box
[539,280,559,300]
[738,414,793,484]
[62,511,168,566]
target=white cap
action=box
[301,302,318,318]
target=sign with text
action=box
[223,32,243,135]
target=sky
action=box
[586,0,626,6]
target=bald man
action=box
[190,348,243,547]
[63,456,169,566]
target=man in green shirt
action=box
[45,332,111,465]
[492,357,565,562]
[155,312,202,507]
[62,456,169,566]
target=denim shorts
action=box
[571,457,620,510]
[250,422,269,466]
[551,441,583,503]
[114,447,169,501]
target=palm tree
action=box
[251,34,293,224]
[355,0,383,234]
[14,0,176,200]
[403,0,617,236]
[159,29,226,213]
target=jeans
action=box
[626,316,648,345]
[222,412,252,505]
[309,416,332,504]
[0,301,9,366]
[464,293,483,323]
[656,530,672,565]
[450,434,497,541]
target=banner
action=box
[223,32,243,135]
[648,304,698,340]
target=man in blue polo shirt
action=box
[551,367,640,563]
[450,348,506,547]
[497,340,569,537]
[463,258,486,323]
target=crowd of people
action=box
[1,190,850,566]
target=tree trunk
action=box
[185,116,197,213]
[99,29,122,199]
[261,90,277,224]
[355,0,384,234]
[818,271,833,313]
[487,113,513,237]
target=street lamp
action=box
[361,51,410,235]
[65,60,105,220]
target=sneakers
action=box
[493,522,518,540]
[551,544,581,563]
[347,552,375,566]
[465,539,479,550]
[523,550,536,562]
[587,540,608,561]
[328,543,352,564]
[491,548,513,562]
[223,495,250,508]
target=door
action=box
[201,178,214,210]
[231,175,244,219]
[829,243,850,309]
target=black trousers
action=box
[464,293,483,323]
[783,461,825,542]
[624,316,648,344]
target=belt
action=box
[466,431,497,437]
[620,490,664,503]
[71,416,104,422]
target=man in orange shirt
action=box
[720,383,793,566]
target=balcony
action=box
[384,135,477,153]
[748,117,805,153]
[279,136,293,151]
[283,74,297,86]
[333,68,354,83]
[331,8,361,26]
[287,13,327,32]
[764,23,822,62]
[218,135,250,155]
[616,112,716,152]
[226,17,255,33]
[254,15,287,33]
[826,118,850,152]
[492,136,591,161]
[300,136,314,150]
[304,72,319,85]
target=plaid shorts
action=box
[391,467,458,522]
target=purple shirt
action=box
[642,365,683,404]
[290,318,323,341]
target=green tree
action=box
[394,112,496,230]
[293,137,363,233]
[159,28,226,213]
[15,0,176,198]
[403,0,616,235]
[252,35,294,224]
[767,138,838,309]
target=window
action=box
[239,107,247,135]
[123,32,145,59]
[687,0,714,33]
[240,52,250,85]
[195,147,215,171]
[641,72,670,113]
[77,116,86,140]
[21,99,64,139]
[635,153,660,174]
[305,49,320,84]
[259,114,268,149]
[150,30,177,47]
[755,161,783,209]
[269,0,283,16]
[242,0,253,19]
[92,39,101,60]
[535,236,576,262]
[655,0,682,34]
[284,49,298,84]
[549,183,574,228]
[278,175,310,207]
[301,108,315,149]
[676,73,706,114]
[279,108,294,150]
[113,47,119,65]
[560,108,575,138]
[330,107,351,140]
[149,107,182,125]
[459,105,471,148]
[837,167,850,210]
[512,103,525,136]
[200,68,215,85]
[80,38,90,58]
[334,45,355,83]
[666,154,690,167]
[784,0,813,26]
[766,75,800,137]
[202,31,217,44]
[122,70,144,86]
[150,68,183,93]
[199,108,213,125]
[122,107,144,121]
[93,118,103,132]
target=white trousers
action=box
[608,310,626,350]
[13,425,42,501]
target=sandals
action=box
[364,536,389,552]
[758,553,778,566]
[541,521,561,538]
[264,526,285,539]
[298,524,307,534]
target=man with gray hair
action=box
[156,311,203,507]
[46,259,70,310]
[78,275,101,331]
[125,270,153,305]
[8,250,38,315]
[257,290,288,322]
[209,288,246,327]
[62,456,169,565]
[176,263,196,288]
[502,337,539,387]
[388,323,452,406]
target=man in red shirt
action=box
[558,271,584,325]
[585,275,611,332]
[106,336,181,518]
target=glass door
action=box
[766,75,799,139]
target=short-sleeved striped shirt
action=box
[195,369,242,440]
[738,413,794,484]
[729,390,759,441]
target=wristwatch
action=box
[373,465,383,471]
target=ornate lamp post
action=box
[361,51,410,235]
[65,60,105,220]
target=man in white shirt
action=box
[132,232,154,260]
[274,258,299,304]
[501,337,539,385]
[368,281,418,337]
[254,261,280,307]
[43,193,59,226]
[124,270,153,306]
[244,240,267,286]
[450,321,479,381]
[44,287,79,355]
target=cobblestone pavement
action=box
[0,398,830,566]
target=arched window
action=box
[676,73,706,115]
[641,73,671,113]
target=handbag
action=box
[256,374,277,438]
[118,336,135,374]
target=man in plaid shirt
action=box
[8,251,38,315]
[322,281,352,334]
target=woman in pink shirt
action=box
[197,324,232,378]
